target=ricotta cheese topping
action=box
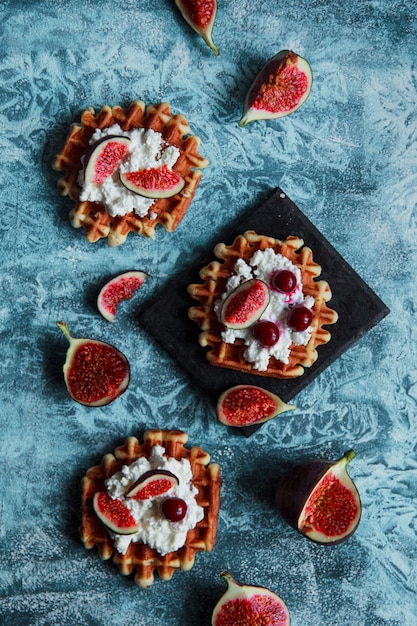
[215,247,314,371]
[79,124,180,218]
[105,445,204,556]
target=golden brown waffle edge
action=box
[53,101,209,247]
[80,429,221,588]
[187,230,338,379]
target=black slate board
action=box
[139,188,389,428]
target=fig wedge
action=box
[212,571,290,626]
[175,0,219,56]
[125,470,179,500]
[57,321,130,407]
[217,385,295,427]
[84,135,131,185]
[97,270,149,322]
[275,450,361,544]
[93,492,139,535]
[119,165,185,199]
[220,279,270,330]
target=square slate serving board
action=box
[140,188,389,407]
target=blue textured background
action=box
[1,1,416,624]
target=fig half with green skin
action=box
[84,135,131,185]
[175,0,219,56]
[220,279,270,330]
[275,450,361,545]
[97,270,149,322]
[119,165,185,199]
[216,385,296,427]
[57,321,130,407]
[212,571,290,626]
[125,470,179,500]
[239,50,312,127]
[93,492,139,535]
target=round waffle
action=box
[53,101,209,247]
[80,429,221,588]
[187,230,338,379]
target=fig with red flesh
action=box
[93,492,139,535]
[57,321,130,407]
[175,0,219,57]
[97,270,149,323]
[239,50,312,127]
[212,571,290,626]
[84,136,131,185]
[220,279,270,330]
[216,385,295,427]
[275,450,361,545]
[119,165,185,199]
[125,469,179,500]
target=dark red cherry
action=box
[271,270,297,294]
[288,306,313,331]
[161,497,188,522]
[252,320,280,346]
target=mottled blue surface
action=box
[1,0,416,624]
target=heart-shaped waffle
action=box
[53,101,208,247]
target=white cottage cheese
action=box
[79,124,180,218]
[104,445,204,556]
[215,248,314,371]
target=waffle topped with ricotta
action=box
[80,429,221,588]
[53,101,208,247]
[188,230,338,379]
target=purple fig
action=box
[175,0,219,56]
[275,450,361,545]
[57,321,130,407]
[220,279,270,330]
[216,385,295,427]
[212,571,290,626]
[97,270,149,322]
[125,470,179,500]
[239,50,312,127]
[93,492,139,535]
[119,165,185,199]
[84,135,131,185]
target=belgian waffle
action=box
[188,230,338,379]
[80,429,221,588]
[53,101,209,247]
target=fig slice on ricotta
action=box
[125,469,179,500]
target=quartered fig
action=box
[216,385,295,427]
[84,135,131,185]
[275,450,361,545]
[239,50,312,127]
[93,492,139,535]
[175,0,219,56]
[119,165,185,199]
[125,469,179,500]
[97,270,149,322]
[212,571,290,626]
[220,279,270,330]
[57,321,130,407]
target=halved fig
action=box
[97,270,149,322]
[239,50,312,127]
[93,492,139,535]
[216,385,295,427]
[212,571,290,626]
[275,450,361,545]
[175,0,220,57]
[84,135,131,185]
[220,279,270,330]
[119,165,185,199]
[57,321,130,407]
[125,470,179,500]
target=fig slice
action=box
[216,385,295,427]
[175,0,219,57]
[119,165,185,199]
[97,270,149,323]
[57,321,130,407]
[93,492,139,535]
[84,135,131,185]
[212,571,290,626]
[275,450,361,545]
[125,469,179,500]
[220,279,270,330]
[239,50,312,127]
